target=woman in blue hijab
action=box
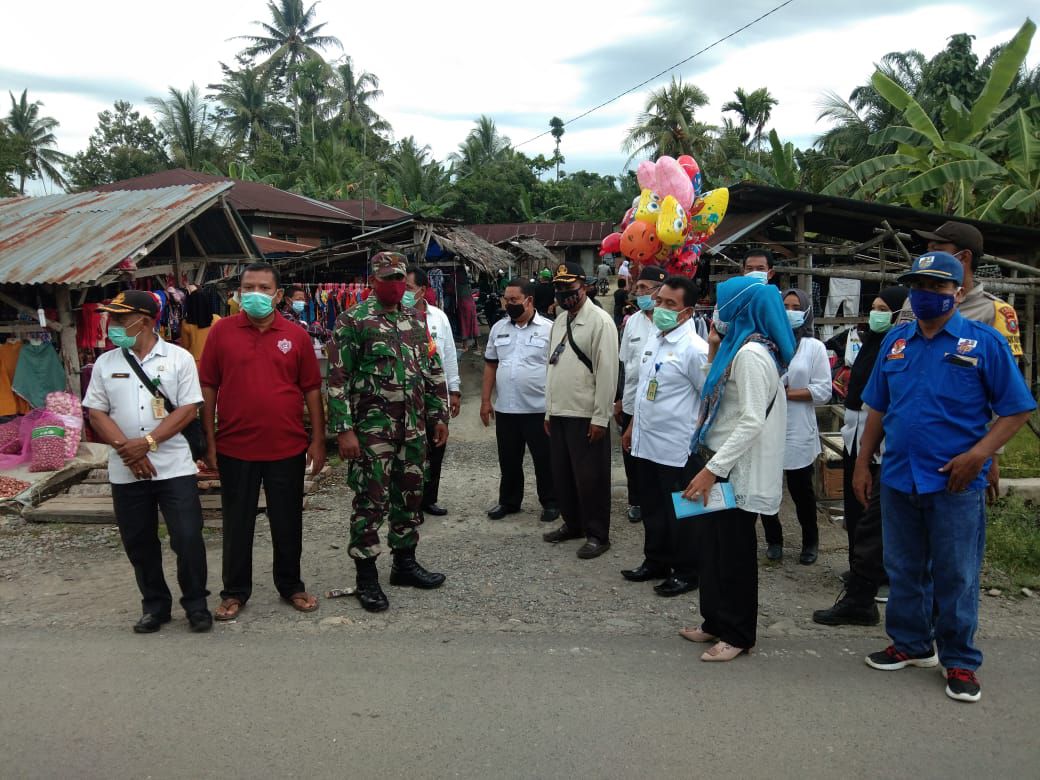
[679,276,795,661]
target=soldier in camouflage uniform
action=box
[327,251,450,612]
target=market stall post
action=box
[55,286,81,396]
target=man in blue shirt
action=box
[854,252,1035,703]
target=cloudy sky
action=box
[2,0,1035,194]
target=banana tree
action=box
[822,18,1036,222]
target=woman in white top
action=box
[760,288,833,565]
[678,277,795,661]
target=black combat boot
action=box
[355,557,389,612]
[389,548,446,589]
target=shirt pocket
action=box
[359,341,397,377]
[880,358,911,405]
[936,358,985,405]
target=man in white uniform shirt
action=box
[614,265,667,522]
[480,279,558,522]
[83,291,211,634]
[621,277,708,597]
[406,266,461,517]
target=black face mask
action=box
[555,289,581,311]
[506,303,527,321]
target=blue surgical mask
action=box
[402,290,417,308]
[635,294,655,311]
[745,270,769,283]
[786,309,806,329]
[291,300,306,314]
[909,288,956,321]
[241,291,275,318]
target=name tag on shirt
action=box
[111,373,130,379]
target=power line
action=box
[514,0,797,149]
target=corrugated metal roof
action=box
[326,198,411,224]
[467,221,615,247]
[93,169,357,223]
[0,182,234,285]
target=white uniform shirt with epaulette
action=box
[484,312,553,414]
[82,339,203,485]
[618,311,656,416]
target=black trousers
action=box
[549,416,611,544]
[843,444,886,602]
[495,411,556,510]
[620,412,641,507]
[218,451,307,603]
[112,474,209,617]
[698,508,758,649]
[422,427,446,507]
[635,455,697,578]
[760,464,819,548]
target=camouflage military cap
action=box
[371,251,408,279]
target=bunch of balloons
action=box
[599,154,729,279]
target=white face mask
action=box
[745,270,769,283]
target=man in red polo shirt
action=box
[200,262,326,621]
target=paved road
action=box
[3,629,1037,779]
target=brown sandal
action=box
[284,592,319,613]
[215,598,243,621]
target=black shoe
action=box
[654,576,698,597]
[945,668,982,702]
[422,503,448,516]
[812,592,880,626]
[543,525,583,543]
[390,553,446,589]
[132,613,171,634]
[865,645,939,671]
[626,505,641,522]
[621,563,669,582]
[838,569,852,585]
[576,539,611,559]
[355,582,390,612]
[799,544,819,565]
[187,610,213,633]
[539,506,560,523]
[487,504,520,520]
[766,544,783,561]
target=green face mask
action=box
[108,318,143,349]
[402,290,417,308]
[652,306,686,332]
[868,310,894,333]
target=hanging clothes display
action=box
[12,340,66,409]
[821,278,861,340]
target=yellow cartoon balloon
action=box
[656,195,688,247]
[633,188,662,224]
[688,187,729,233]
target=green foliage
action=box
[1002,423,1040,479]
[623,76,713,164]
[5,89,70,193]
[0,119,29,196]
[66,101,169,189]
[147,85,225,170]
[985,494,1040,588]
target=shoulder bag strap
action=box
[122,348,175,413]
[564,316,594,373]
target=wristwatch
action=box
[145,434,158,452]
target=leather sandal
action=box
[283,592,319,613]
[214,598,243,621]
[679,626,718,643]
[701,641,749,662]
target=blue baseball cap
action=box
[898,251,964,285]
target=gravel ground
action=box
[2,350,1038,642]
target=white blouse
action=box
[704,342,788,516]
[781,337,832,470]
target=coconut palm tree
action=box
[6,90,70,193]
[549,116,565,181]
[328,57,389,135]
[451,115,511,174]
[622,77,712,164]
[382,136,455,215]
[147,85,220,170]
[209,63,288,154]
[236,0,342,140]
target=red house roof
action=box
[467,221,615,247]
[253,235,309,255]
[92,169,357,223]
[325,198,411,224]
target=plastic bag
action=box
[0,410,52,470]
[844,327,862,367]
[0,419,20,454]
[46,393,84,459]
[29,414,67,472]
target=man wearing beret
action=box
[542,261,619,559]
[855,251,1035,703]
[84,291,211,634]
[328,252,450,612]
